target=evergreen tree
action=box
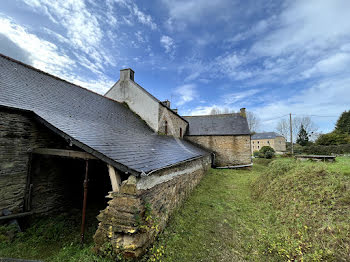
[335,110,350,134]
[296,124,309,146]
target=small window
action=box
[257,141,260,144]
[180,127,183,138]
[165,121,168,135]
[258,146,260,149]
[267,141,270,144]
[252,141,254,144]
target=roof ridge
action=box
[183,113,240,118]
[0,53,119,104]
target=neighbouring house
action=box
[251,132,286,154]
[0,54,250,258]
[184,110,252,167]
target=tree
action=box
[335,110,350,134]
[246,111,260,133]
[275,116,318,142]
[209,108,260,133]
[275,119,289,140]
[316,132,350,145]
[296,124,309,146]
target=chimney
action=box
[162,100,171,108]
[120,68,134,81]
[240,108,246,118]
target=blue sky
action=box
[1,0,349,133]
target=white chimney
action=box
[120,68,134,81]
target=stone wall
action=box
[158,105,188,138]
[94,155,211,258]
[185,135,251,166]
[251,137,286,153]
[0,108,68,215]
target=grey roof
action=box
[0,54,209,175]
[251,132,283,140]
[183,114,250,136]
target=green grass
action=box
[1,157,349,261]
[0,212,113,262]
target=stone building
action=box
[251,132,286,154]
[105,68,188,138]
[0,54,210,257]
[184,110,252,167]
[0,54,251,258]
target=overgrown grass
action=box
[1,157,349,261]
[149,157,350,261]
[0,212,113,262]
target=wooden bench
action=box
[295,155,336,162]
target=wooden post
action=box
[108,165,121,192]
[81,160,89,244]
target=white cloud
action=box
[162,0,234,28]
[174,84,197,106]
[160,35,175,53]
[0,16,74,74]
[114,0,157,29]
[253,77,350,132]
[252,0,350,57]
[223,89,261,105]
[0,16,114,94]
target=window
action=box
[267,141,270,144]
[257,141,260,144]
[180,127,183,138]
[258,146,260,149]
[252,141,254,144]
[165,121,168,135]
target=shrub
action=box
[300,144,350,155]
[253,151,260,158]
[257,146,275,159]
[316,132,350,145]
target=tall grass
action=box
[251,158,350,261]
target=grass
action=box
[1,156,349,261]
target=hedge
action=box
[299,144,350,155]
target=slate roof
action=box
[183,114,251,136]
[0,54,209,175]
[251,132,283,140]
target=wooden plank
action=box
[108,164,121,192]
[32,148,97,160]
[0,211,33,221]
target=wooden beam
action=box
[0,211,33,221]
[32,148,97,160]
[108,164,121,192]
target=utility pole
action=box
[290,113,294,155]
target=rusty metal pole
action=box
[81,160,89,244]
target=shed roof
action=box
[251,132,283,140]
[183,114,250,136]
[0,54,209,175]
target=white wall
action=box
[105,77,160,132]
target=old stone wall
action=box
[0,108,68,215]
[185,135,251,166]
[94,155,211,257]
[158,105,188,138]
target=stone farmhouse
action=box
[184,112,251,167]
[251,132,286,154]
[0,54,250,257]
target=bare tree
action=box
[209,108,260,132]
[275,119,289,140]
[209,107,235,115]
[246,111,260,133]
[275,116,318,142]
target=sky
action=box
[0,0,350,133]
